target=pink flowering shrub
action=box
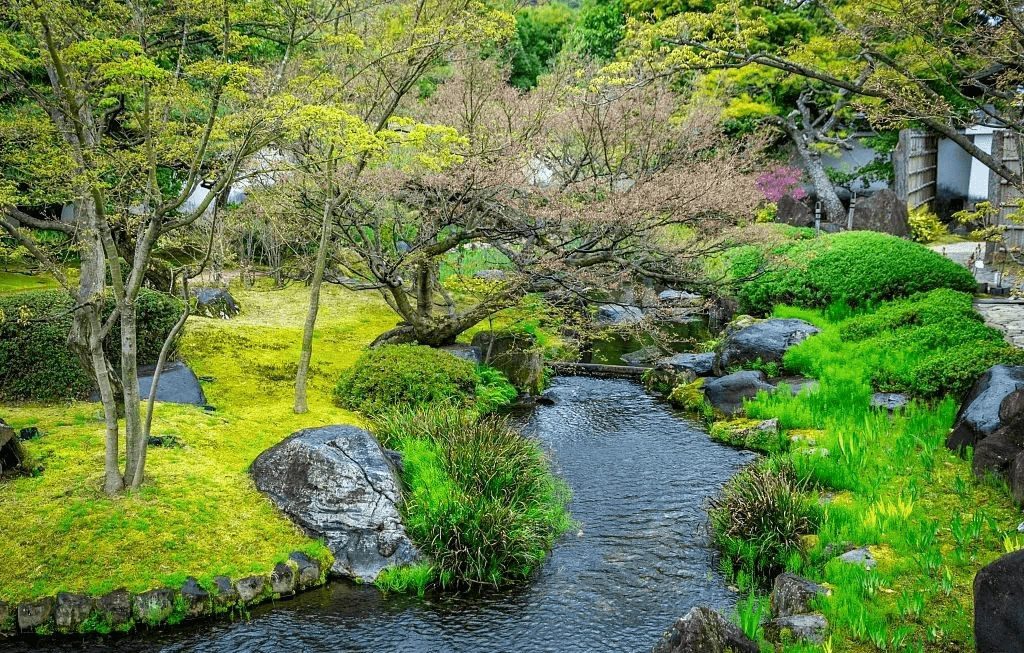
[756,166,807,202]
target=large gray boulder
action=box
[702,371,776,416]
[717,319,820,373]
[596,304,644,325]
[651,606,758,653]
[851,189,910,237]
[661,352,717,377]
[138,361,206,406]
[771,572,828,618]
[193,287,240,319]
[0,419,26,476]
[973,433,1022,483]
[975,548,1024,652]
[948,365,1024,450]
[250,425,418,583]
[776,195,813,227]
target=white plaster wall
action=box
[937,138,972,197]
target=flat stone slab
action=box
[871,392,909,412]
[838,548,877,570]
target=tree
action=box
[620,0,1024,195]
[269,0,516,413]
[319,56,765,347]
[508,1,575,90]
[0,0,287,493]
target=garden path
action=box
[929,242,1024,348]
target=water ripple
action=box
[1,377,754,653]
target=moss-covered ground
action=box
[0,270,60,293]
[0,280,399,603]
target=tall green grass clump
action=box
[372,406,572,591]
[728,231,976,315]
[334,344,517,415]
[709,458,820,583]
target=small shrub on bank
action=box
[0,289,184,400]
[729,231,976,315]
[334,344,517,415]
[373,406,572,590]
[708,459,819,582]
[334,345,479,414]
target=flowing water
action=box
[3,377,754,653]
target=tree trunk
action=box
[121,297,146,489]
[65,201,124,494]
[294,198,333,414]
[797,143,845,224]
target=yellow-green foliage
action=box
[0,280,395,602]
[907,205,948,244]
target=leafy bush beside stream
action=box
[334,343,569,593]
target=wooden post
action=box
[815,201,821,236]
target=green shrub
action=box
[334,345,479,415]
[0,289,184,400]
[908,205,948,243]
[372,406,572,589]
[708,459,819,581]
[837,289,1022,399]
[730,231,976,315]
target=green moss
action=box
[0,282,402,604]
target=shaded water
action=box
[3,377,753,653]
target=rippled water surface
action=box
[4,377,754,653]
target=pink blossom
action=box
[756,166,807,202]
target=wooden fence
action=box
[893,130,938,212]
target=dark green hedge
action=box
[729,231,977,315]
[0,289,184,401]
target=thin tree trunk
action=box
[121,297,146,489]
[797,143,845,224]
[294,197,334,414]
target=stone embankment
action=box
[0,552,325,637]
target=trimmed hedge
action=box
[0,289,184,401]
[334,345,474,415]
[838,289,1024,399]
[729,231,977,315]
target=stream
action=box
[2,376,754,653]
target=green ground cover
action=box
[709,298,1024,652]
[0,271,60,293]
[0,280,397,603]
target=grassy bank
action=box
[0,280,397,603]
[709,297,1023,651]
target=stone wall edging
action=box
[0,550,327,638]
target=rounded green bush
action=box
[732,231,977,315]
[0,289,184,401]
[333,344,479,414]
